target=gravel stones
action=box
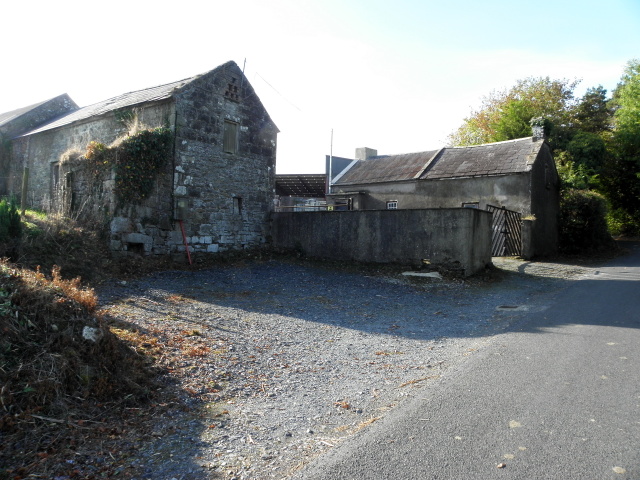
[98,258,592,479]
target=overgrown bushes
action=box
[13,210,112,281]
[0,199,21,243]
[0,262,154,425]
[85,126,173,206]
[559,189,614,253]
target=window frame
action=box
[223,120,239,154]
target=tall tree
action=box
[448,77,580,147]
[573,85,614,134]
[603,59,640,230]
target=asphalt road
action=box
[295,244,640,480]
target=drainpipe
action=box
[328,129,333,194]
[179,219,193,265]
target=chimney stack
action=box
[532,124,545,142]
[530,117,549,142]
[355,147,377,160]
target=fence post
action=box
[20,167,29,215]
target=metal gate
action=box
[487,205,522,257]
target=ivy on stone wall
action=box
[84,127,172,207]
[84,140,112,186]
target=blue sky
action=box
[3,0,639,173]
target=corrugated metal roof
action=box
[276,174,327,197]
[334,137,543,185]
[20,76,196,137]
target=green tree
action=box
[566,131,607,173]
[602,59,640,233]
[448,77,580,147]
[573,85,614,134]
[493,99,537,141]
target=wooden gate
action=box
[487,205,522,257]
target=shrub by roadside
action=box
[559,189,615,253]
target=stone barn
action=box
[2,61,278,256]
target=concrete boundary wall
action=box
[271,208,492,276]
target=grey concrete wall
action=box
[332,174,532,213]
[272,208,492,276]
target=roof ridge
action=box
[19,73,202,137]
[79,75,196,110]
[448,137,534,149]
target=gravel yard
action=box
[98,256,595,479]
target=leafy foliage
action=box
[574,86,614,133]
[114,127,172,206]
[448,77,579,147]
[566,131,607,172]
[0,198,22,243]
[606,207,640,236]
[84,127,173,207]
[603,59,640,233]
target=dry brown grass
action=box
[0,261,157,476]
[16,211,112,283]
[0,261,154,416]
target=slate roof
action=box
[0,98,52,129]
[276,174,326,197]
[335,137,543,186]
[21,77,195,137]
[335,150,441,185]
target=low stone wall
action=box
[271,208,492,276]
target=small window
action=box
[223,120,239,154]
[224,77,240,101]
[233,196,243,215]
[462,202,479,209]
[386,200,398,210]
[51,162,60,189]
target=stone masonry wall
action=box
[11,101,178,255]
[10,61,277,257]
[170,61,277,254]
[11,101,174,210]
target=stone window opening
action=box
[462,202,479,208]
[223,120,239,154]
[233,196,243,215]
[386,200,398,210]
[225,77,240,101]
